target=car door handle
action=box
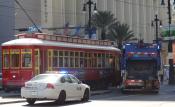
[77,86,82,91]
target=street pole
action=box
[83,0,97,39]
[161,0,175,85]
[154,14,159,43]
[88,0,92,38]
[168,0,175,85]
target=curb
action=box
[0,89,113,105]
[0,99,26,105]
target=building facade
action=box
[0,0,15,72]
[15,0,41,34]
[41,0,164,43]
[0,0,173,70]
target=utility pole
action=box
[83,0,97,39]
[161,0,175,85]
[152,14,161,43]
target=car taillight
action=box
[46,83,55,89]
[125,80,135,83]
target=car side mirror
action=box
[61,78,65,83]
[78,81,82,84]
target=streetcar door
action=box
[34,49,40,75]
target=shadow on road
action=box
[22,100,91,107]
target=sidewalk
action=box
[0,88,114,105]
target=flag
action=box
[91,27,97,40]
[74,25,81,36]
[63,22,69,35]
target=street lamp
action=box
[151,14,162,43]
[161,0,175,85]
[83,0,97,38]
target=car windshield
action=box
[30,74,60,82]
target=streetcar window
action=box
[75,52,79,67]
[59,51,63,67]
[21,49,32,68]
[80,52,84,68]
[64,51,69,67]
[70,52,74,67]
[3,49,9,68]
[92,53,97,68]
[53,51,58,67]
[84,53,88,68]
[88,53,91,67]
[105,54,110,68]
[97,53,102,68]
[10,49,20,68]
[102,54,105,67]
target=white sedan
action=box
[21,73,90,105]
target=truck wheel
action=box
[26,98,36,105]
[121,88,128,94]
[152,90,159,94]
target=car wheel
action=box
[26,98,36,105]
[55,91,66,105]
[82,89,89,102]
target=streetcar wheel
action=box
[26,98,36,105]
[4,87,10,93]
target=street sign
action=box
[160,25,175,40]
[28,26,41,32]
[162,36,175,40]
[168,52,173,59]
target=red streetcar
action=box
[1,33,121,91]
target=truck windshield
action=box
[127,60,157,80]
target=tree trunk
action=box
[118,42,122,49]
[101,29,106,40]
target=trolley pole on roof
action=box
[15,0,42,33]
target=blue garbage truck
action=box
[121,40,161,93]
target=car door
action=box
[62,75,77,99]
[69,75,82,98]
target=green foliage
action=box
[92,11,117,40]
[161,30,175,37]
[92,10,134,49]
[108,22,134,49]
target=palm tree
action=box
[92,11,117,40]
[109,22,134,49]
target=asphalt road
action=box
[0,84,175,107]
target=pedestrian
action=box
[164,68,169,81]
[159,69,164,84]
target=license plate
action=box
[31,91,37,96]
[128,83,143,86]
